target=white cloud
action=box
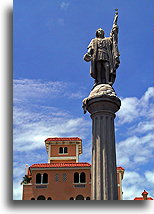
[129,120,153,134]
[117,87,153,125]
[60,2,69,10]
[116,133,153,168]
[13,179,23,200]
[13,79,86,103]
[123,171,144,185]
[117,97,139,124]
[14,79,67,102]
[13,79,90,153]
[144,171,154,184]
[14,106,90,152]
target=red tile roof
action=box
[134,197,153,200]
[45,137,82,142]
[116,166,125,171]
[30,162,91,168]
[134,190,153,200]
[30,163,124,171]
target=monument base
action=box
[83,84,121,200]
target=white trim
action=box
[48,145,51,163]
[76,144,79,163]
[35,183,48,185]
[23,183,32,185]
[49,156,76,160]
[73,182,87,185]
[58,153,68,155]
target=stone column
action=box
[83,84,121,200]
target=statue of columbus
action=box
[83,9,120,87]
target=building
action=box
[22,137,124,200]
[134,190,153,200]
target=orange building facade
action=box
[22,137,124,200]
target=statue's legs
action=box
[96,61,105,84]
[95,61,110,85]
[103,61,110,84]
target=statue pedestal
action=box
[83,84,121,200]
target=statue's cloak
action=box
[88,35,120,82]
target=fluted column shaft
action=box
[87,95,121,200]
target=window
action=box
[36,173,41,184]
[36,173,48,184]
[59,147,63,153]
[86,197,90,200]
[64,147,68,153]
[80,172,86,183]
[74,172,86,183]
[59,147,68,154]
[62,173,67,182]
[69,197,74,200]
[31,198,35,200]
[43,173,48,184]
[74,172,79,183]
[76,195,84,200]
[37,195,46,200]
[47,197,52,200]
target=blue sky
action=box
[13,0,153,200]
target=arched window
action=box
[31,198,35,200]
[69,197,74,200]
[74,172,79,183]
[80,172,86,183]
[59,147,63,153]
[47,197,52,200]
[76,195,84,200]
[64,147,68,153]
[37,195,46,200]
[36,173,41,184]
[86,197,90,200]
[43,173,48,183]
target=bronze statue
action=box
[84,9,120,87]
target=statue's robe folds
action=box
[88,32,120,84]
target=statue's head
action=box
[96,28,104,38]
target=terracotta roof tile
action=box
[45,137,82,142]
[30,163,124,171]
[134,197,153,200]
[116,166,125,171]
[30,162,91,168]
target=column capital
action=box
[82,84,121,115]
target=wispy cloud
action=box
[144,171,154,184]
[116,133,153,168]
[117,87,153,125]
[60,2,69,10]
[14,79,86,103]
[115,86,153,199]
